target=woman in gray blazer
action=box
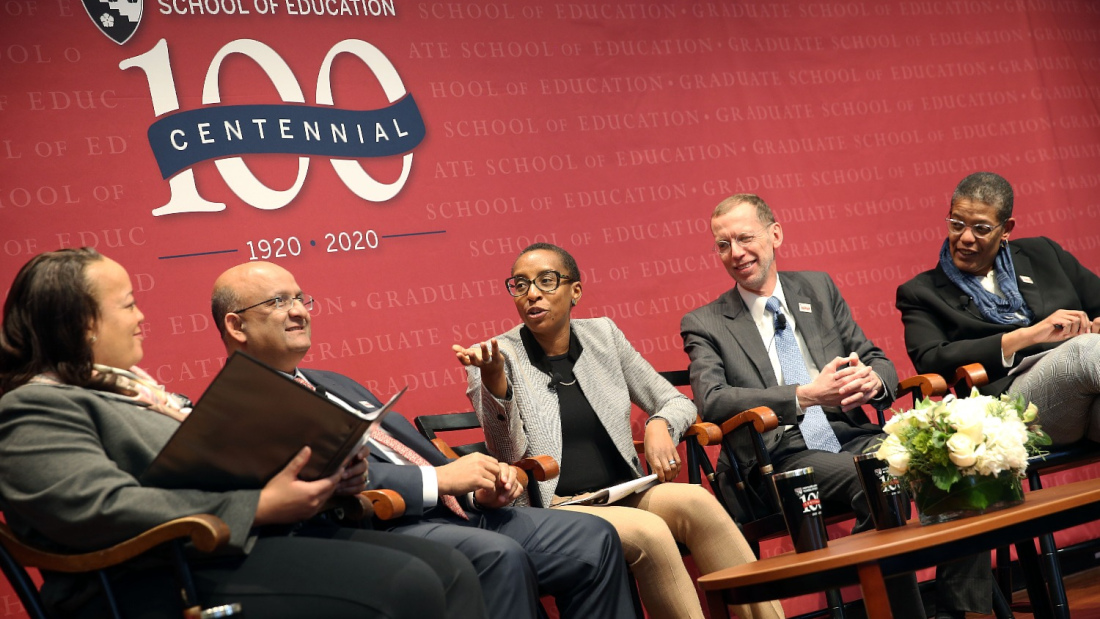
[454,243,783,619]
[0,248,484,619]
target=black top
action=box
[520,327,634,495]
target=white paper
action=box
[552,474,660,507]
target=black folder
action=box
[141,352,402,491]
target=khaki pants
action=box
[558,482,785,619]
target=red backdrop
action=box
[3,0,1100,616]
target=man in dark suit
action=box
[680,193,991,619]
[896,171,1100,446]
[211,261,636,619]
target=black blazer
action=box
[896,236,1100,395]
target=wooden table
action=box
[699,477,1100,619]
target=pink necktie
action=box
[371,426,469,520]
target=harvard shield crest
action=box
[82,0,142,45]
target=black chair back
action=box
[414,411,491,457]
[0,528,49,619]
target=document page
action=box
[551,474,659,507]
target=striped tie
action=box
[371,427,469,520]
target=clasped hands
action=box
[437,452,524,509]
[796,352,882,413]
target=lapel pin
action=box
[1019,276,1034,284]
[798,302,812,313]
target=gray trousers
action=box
[1009,333,1100,445]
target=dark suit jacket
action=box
[681,271,898,480]
[301,369,469,521]
[896,236,1100,396]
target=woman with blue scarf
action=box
[896,171,1100,446]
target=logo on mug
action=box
[875,468,903,495]
[795,484,822,515]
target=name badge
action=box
[798,303,812,313]
[1019,275,1034,284]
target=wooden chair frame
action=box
[0,514,231,619]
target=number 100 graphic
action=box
[121,39,420,216]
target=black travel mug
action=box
[772,467,828,553]
[854,453,908,530]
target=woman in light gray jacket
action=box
[455,243,783,619]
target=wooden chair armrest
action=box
[431,438,461,460]
[323,494,372,523]
[954,363,988,393]
[364,489,405,520]
[898,373,948,399]
[684,421,722,446]
[0,515,230,574]
[719,406,779,436]
[515,455,559,482]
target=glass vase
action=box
[910,471,1024,525]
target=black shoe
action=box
[934,612,966,619]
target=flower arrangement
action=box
[876,388,1050,492]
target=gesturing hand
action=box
[453,339,505,370]
[452,339,508,398]
[254,446,340,526]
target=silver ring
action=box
[668,459,677,466]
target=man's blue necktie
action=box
[765,296,841,453]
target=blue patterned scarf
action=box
[938,239,1033,326]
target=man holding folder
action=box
[210,261,635,619]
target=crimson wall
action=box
[3,0,1100,615]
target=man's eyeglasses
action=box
[713,223,775,255]
[946,218,1003,239]
[505,271,573,297]
[231,294,314,314]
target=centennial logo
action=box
[795,484,822,515]
[83,0,143,44]
[121,39,425,216]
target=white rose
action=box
[946,432,978,468]
[876,435,910,476]
[882,414,904,436]
[946,397,988,443]
[911,406,934,428]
